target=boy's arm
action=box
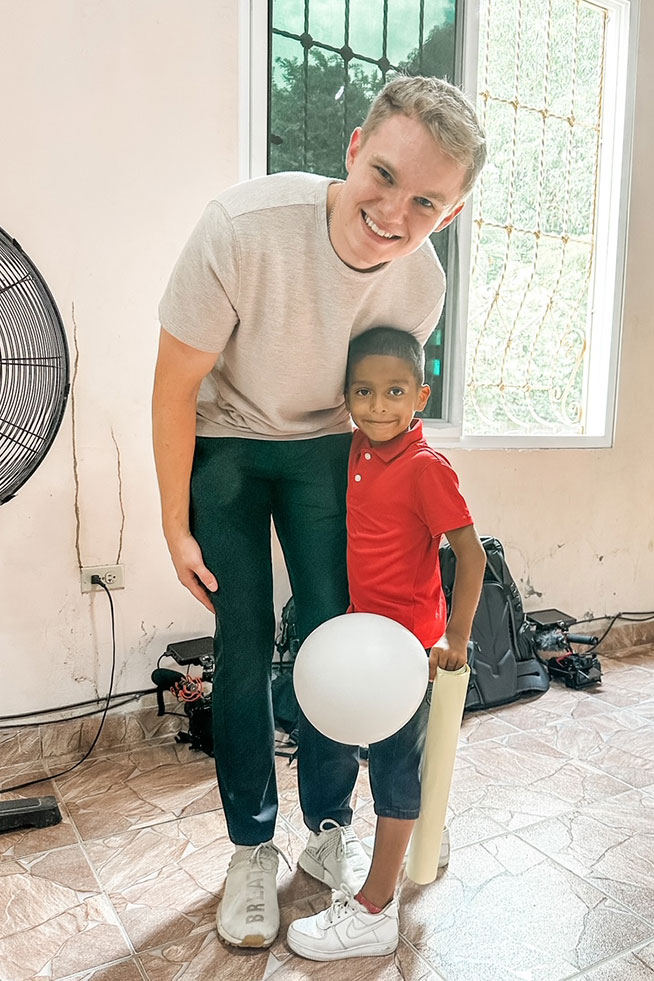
[429,524,486,676]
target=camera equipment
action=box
[526,609,601,689]
[151,637,215,757]
[271,597,301,755]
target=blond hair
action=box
[361,76,486,197]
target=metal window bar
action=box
[465,0,608,436]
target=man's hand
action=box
[428,631,468,678]
[166,530,218,614]
[153,329,220,614]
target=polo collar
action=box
[356,418,424,463]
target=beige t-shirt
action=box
[159,172,445,440]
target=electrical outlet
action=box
[80,564,125,593]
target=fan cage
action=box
[0,228,69,505]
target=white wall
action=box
[0,1,239,715]
[0,1,651,718]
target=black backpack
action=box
[439,537,550,711]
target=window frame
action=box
[243,0,639,449]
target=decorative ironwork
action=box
[465,0,608,436]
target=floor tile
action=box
[83,810,233,952]
[57,957,146,981]
[450,730,628,835]
[83,809,327,954]
[0,845,130,981]
[527,710,654,790]
[458,710,519,745]
[51,743,221,839]
[139,927,277,980]
[631,700,654,722]
[518,788,654,922]
[40,705,183,765]
[596,656,654,694]
[579,940,654,979]
[398,833,654,981]
[138,904,441,980]
[484,692,576,731]
[0,726,41,767]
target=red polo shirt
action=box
[347,418,473,648]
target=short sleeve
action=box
[415,454,472,537]
[158,201,240,354]
[413,286,445,346]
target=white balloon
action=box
[293,613,429,745]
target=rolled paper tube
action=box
[406,663,470,885]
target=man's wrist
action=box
[162,518,191,541]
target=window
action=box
[461,0,636,445]
[250,0,637,446]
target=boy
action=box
[287,327,486,961]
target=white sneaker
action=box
[361,825,450,869]
[287,885,399,961]
[216,841,289,948]
[298,819,370,892]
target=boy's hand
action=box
[429,632,468,678]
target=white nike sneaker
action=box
[361,825,450,869]
[216,841,290,948]
[298,819,370,892]
[287,886,399,961]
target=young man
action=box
[152,76,486,949]
[287,327,486,961]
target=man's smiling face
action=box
[330,113,468,270]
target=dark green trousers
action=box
[190,433,360,845]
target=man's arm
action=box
[152,327,220,612]
[430,524,486,675]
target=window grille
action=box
[464,0,610,436]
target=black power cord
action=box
[0,688,156,724]
[572,610,654,653]
[0,696,148,730]
[0,577,117,796]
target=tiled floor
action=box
[1,648,654,980]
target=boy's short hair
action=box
[361,75,486,198]
[346,327,425,388]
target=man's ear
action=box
[417,384,431,411]
[433,200,465,233]
[345,127,364,173]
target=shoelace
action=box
[229,841,292,874]
[317,819,369,876]
[325,885,359,925]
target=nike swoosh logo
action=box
[345,918,380,940]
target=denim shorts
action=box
[366,679,432,821]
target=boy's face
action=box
[331,113,468,271]
[346,354,430,445]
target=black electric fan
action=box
[0,226,69,504]
[0,225,70,831]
